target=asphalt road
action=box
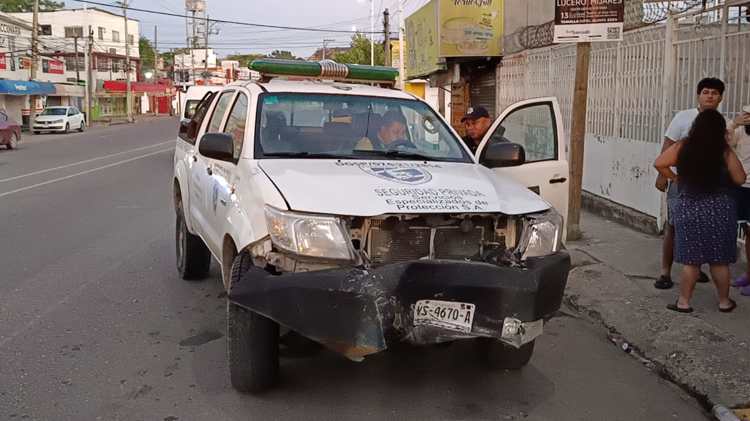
[0,119,709,421]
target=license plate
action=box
[414,300,475,333]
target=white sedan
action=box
[33,106,85,134]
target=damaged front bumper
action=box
[228,252,570,361]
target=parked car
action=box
[173,59,571,393]
[0,110,22,149]
[33,106,85,134]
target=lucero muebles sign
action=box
[554,0,624,43]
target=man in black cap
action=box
[461,106,492,153]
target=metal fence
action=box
[497,0,750,222]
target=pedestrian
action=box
[729,105,750,296]
[654,109,746,313]
[653,78,744,289]
[461,106,493,153]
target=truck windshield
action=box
[255,93,472,162]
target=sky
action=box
[63,0,430,59]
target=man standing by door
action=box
[461,106,493,153]
[654,77,744,289]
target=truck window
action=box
[180,91,217,145]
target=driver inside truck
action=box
[355,110,414,151]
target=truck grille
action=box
[366,216,508,265]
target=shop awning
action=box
[0,80,56,96]
[54,83,86,97]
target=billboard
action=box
[405,0,440,79]
[405,0,504,78]
[390,40,401,70]
[42,58,64,74]
[554,0,624,43]
[439,0,503,58]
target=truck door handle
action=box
[206,167,213,176]
[549,177,567,184]
[192,155,197,162]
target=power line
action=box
[72,0,399,35]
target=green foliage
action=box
[139,37,155,71]
[224,53,266,67]
[333,33,384,66]
[268,50,299,60]
[0,0,63,12]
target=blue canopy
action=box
[0,80,56,96]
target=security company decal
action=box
[375,188,490,212]
[353,162,434,185]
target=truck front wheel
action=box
[175,210,211,280]
[227,251,279,393]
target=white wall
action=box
[175,49,218,70]
[583,135,663,218]
[14,9,140,58]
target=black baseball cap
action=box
[461,106,490,122]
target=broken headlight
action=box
[264,206,355,261]
[515,210,563,260]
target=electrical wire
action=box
[71,0,399,35]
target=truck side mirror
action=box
[198,132,234,162]
[482,141,526,168]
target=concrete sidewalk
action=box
[567,212,750,411]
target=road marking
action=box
[0,147,173,199]
[0,140,174,184]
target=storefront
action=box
[48,83,86,109]
[0,80,55,128]
[96,80,175,121]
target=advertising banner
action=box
[42,58,65,74]
[554,0,625,43]
[405,1,440,79]
[438,0,503,57]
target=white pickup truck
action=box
[172,59,571,393]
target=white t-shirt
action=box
[665,108,699,142]
[733,126,750,187]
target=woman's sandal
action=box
[719,299,737,313]
[667,301,694,313]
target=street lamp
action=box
[144,71,154,80]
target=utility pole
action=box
[204,15,209,82]
[191,10,196,85]
[29,0,39,135]
[120,0,133,123]
[154,25,158,78]
[383,8,391,67]
[567,42,592,240]
[73,36,80,83]
[398,0,405,87]
[84,25,93,124]
[322,39,335,60]
[370,0,374,66]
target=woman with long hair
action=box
[654,109,746,313]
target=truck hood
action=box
[258,160,550,217]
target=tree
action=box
[333,33,384,66]
[224,53,266,67]
[139,37,155,73]
[0,0,63,12]
[269,50,299,60]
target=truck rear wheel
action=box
[476,339,535,370]
[175,210,211,280]
[227,251,279,393]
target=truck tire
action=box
[175,210,211,280]
[476,339,535,370]
[227,251,279,394]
